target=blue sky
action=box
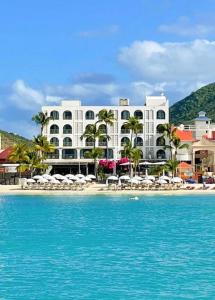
[1,0,215,137]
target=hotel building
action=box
[42,95,169,173]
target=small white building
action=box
[42,95,169,173]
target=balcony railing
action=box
[99,142,107,146]
[62,155,77,159]
[121,129,130,134]
[63,116,72,120]
[135,143,143,147]
[63,130,72,134]
[50,130,59,134]
[63,143,72,147]
[86,142,94,147]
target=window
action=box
[134,137,143,147]
[156,149,166,159]
[47,149,59,159]
[134,110,143,119]
[121,124,130,134]
[156,137,165,146]
[156,124,163,133]
[63,137,72,147]
[63,111,72,120]
[99,136,107,146]
[86,137,94,147]
[50,111,59,120]
[157,110,165,119]
[85,110,94,120]
[50,137,59,146]
[62,149,77,159]
[121,137,130,146]
[121,110,130,120]
[63,124,72,134]
[98,124,107,134]
[50,124,59,134]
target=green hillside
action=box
[170,83,215,125]
[0,129,30,149]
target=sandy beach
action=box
[1,184,215,196]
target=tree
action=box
[32,135,55,162]
[171,136,189,160]
[9,143,30,178]
[120,141,133,176]
[165,159,180,177]
[157,123,177,159]
[84,147,104,177]
[124,116,142,147]
[97,109,115,159]
[32,112,52,135]
[130,148,142,175]
[80,124,105,149]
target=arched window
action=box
[50,137,59,146]
[99,136,107,146]
[63,124,72,134]
[156,124,163,133]
[156,137,165,146]
[134,137,143,147]
[50,124,59,134]
[121,124,130,134]
[157,110,165,119]
[98,124,107,134]
[86,137,94,147]
[121,137,130,146]
[134,110,143,119]
[121,110,130,120]
[63,111,72,120]
[63,137,72,147]
[47,149,59,159]
[62,149,77,159]
[156,149,166,159]
[50,110,59,120]
[85,110,94,120]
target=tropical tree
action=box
[120,141,133,176]
[32,111,52,135]
[32,135,55,162]
[84,147,104,177]
[96,109,115,159]
[157,123,177,159]
[130,147,142,175]
[80,124,108,149]
[124,116,142,147]
[9,143,30,178]
[26,150,48,177]
[165,159,180,177]
[171,136,189,160]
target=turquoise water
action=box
[0,195,215,299]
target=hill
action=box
[0,129,30,149]
[170,83,215,125]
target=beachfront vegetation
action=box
[32,111,52,135]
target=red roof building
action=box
[175,129,195,142]
[0,147,13,163]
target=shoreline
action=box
[1,184,215,197]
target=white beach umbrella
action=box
[87,174,96,179]
[52,174,65,180]
[66,174,77,180]
[160,176,170,181]
[85,176,92,182]
[107,176,119,181]
[26,179,36,183]
[171,177,183,183]
[147,175,155,181]
[75,179,86,184]
[142,179,153,184]
[119,175,130,180]
[42,174,53,180]
[37,178,48,183]
[128,178,140,185]
[139,161,151,165]
[76,174,85,178]
[33,175,43,180]
[133,175,143,181]
[157,179,168,184]
[62,178,73,184]
[50,178,60,184]
[153,161,166,165]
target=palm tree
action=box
[33,135,55,162]
[120,141,133,176]
[171,136,189,160]
[84,147,104,177]
[97,109,115,159]
[166,159,179,177]
[124,116,142,147]
[157,123,177,159]
[9,143,30,178]
[32,111,52,135]
[131,147,142,175]
[80,124,106,149]
[27,150,48,177]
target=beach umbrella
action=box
[133,175,143,181]
[153,161,166,165]
[171,177,183,183]
[33,175,43,180]
[37,178,48,183]
[42,174,53,180]
[62,179,73,183]
[50,178,60,184]
[119,175,130,180]
[128,178,140,185]
[65,174,77,180]
[160,175,170,181]
[107,176,118,181]
[147,175,155,181]
[142,179,153,184]
[26,179,36,183]
[52,174,65,180]
[75,179,86,184]
[85,176,92,182]
[157,179,168,184]
[139,161,151,165]
[87,174,96,179]
[76,174,85,178]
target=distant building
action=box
[42,95,169,173]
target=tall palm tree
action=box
[131,147,142,176]
[124,116,142,147]
[120,141,133,176]
[97,109,115,159]
[32,111,52,135]
[9,143,30,178]
[33,135,55,162]
[171,136,189,160]
[157,123,177,159]
[84,147,104,177]
[165,159,179,177]
[80,124,105,149]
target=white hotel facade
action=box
[42,95,169,173]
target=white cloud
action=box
[118,39,215,84]
[159,17,215,37]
